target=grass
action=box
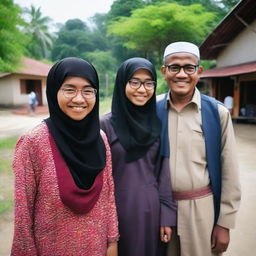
[0,137,18,150]
[0,137,17,215]
[99,96,111,115]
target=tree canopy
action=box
[22,5,53,59]
[51,19,94,61]
[108,2,216,64]
[0,0,26,72]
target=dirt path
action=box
[0,115,255,255]
[0,212,13,256]
[225,123,256,256]
[0,110,48,139]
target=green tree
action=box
[108,2,216,64]
[0,0,26,72]
[84,50,118,98]
[51,19,94,61]
[108,0,145,20]
[145,0,240,19]
[106,0,146,63]
[90,13,110,51]
[23,5,53,59]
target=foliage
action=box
[99,96,112,115]
[84,50,118,98]
[89,13,110,51]
[22,5,53,59]
[51,19,94,61]
[108,0,145,20]
[155,68,169,95]
[0,0,26,72]
[145,0,239,15]
[200,59,217,70]
[108,2,217,65]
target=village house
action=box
[199,0,256,120]
[0,57,52,107]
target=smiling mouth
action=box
[134,95,147,98]
[69,106,87,110]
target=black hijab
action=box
[45,57,106,189]
[111,57,161,162]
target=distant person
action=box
[224,95,234,114]
[101,57,176,256]
[11,57,119,256]
[28,91,38,114]
[157,41,241,256]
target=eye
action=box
[169,65,180,72]
[83,89,93,94]
[131,80,140,85]
[145,81,154,87]
[185,65,195,72]
[64,88,76,93]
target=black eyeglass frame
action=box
[165,64,199,75]
[61,87,97,99]
[128,79,156,91]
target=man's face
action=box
[161,53,203,99]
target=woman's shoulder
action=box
[100,112,113,134]
[100,112,112,125]
[14,122,50,156]
[18,122,49,144]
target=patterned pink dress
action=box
[11,122,119,256]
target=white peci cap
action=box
[163,41,200,60]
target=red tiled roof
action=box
[0,57,52,78]
[201,61,256,78]
[17,57,52,76]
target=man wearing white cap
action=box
[156,41,241,256]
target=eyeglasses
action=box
[61,87,97,99]
[165,64,199,75]
[128,79,156,90]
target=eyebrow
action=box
[167,62,199,66]
[131,77,153,81]
[62,84,92,88]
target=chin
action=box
[134,101,147,106]
[67,113,89,120]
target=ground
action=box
[0,109,256,255]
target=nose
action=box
[137,83,147,92]
[72,90,85,103]
[176,67,187,77]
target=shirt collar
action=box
[166,87,201,112]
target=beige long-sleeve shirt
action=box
[168,88,241,229]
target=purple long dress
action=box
[101,113,176,256]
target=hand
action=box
[106,242,117,256]
[211,225,230,253]
[160,226,172,243]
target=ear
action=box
[198,66,204,75]
[161,65,166,75]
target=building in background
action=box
[199,0,256,120]
[0,57,51,107]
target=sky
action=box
[14,0,114,25]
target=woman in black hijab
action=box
[12,57,119,256]
[101,57,176,256]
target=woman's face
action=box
[57,76,96,120]
[125,69,155,106]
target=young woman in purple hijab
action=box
[11,57,119,256]
[101,57,176,256]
